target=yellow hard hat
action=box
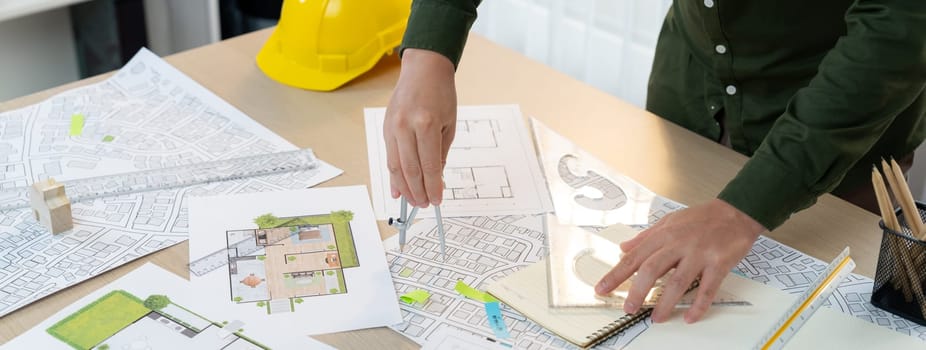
[257,0,411,91]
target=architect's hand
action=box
[384,49,458,207]
[595,198,766,323]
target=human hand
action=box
[595,198,766,323]
[383,48,457,208]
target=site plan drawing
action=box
[365,105,553,219]
[384,122,926,348]
[188,186,402,335]
[4,263,335,349]
[0,48,341,317]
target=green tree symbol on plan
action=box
[143,295,170,310]
[331,210,354,222]
[254,213,281,228]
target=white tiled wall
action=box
[471,0,925,202]
[471,0,672,108]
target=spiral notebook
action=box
[486,261,650,348]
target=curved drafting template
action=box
[530,118,683,227]
[365,105,553,219]
[0,48,341,318]
[547,215,751,309]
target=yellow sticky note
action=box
[69,114,85,136]
[400,289,431,305]
[454,280,497,303]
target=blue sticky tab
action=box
[484,301,511,339]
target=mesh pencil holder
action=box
[871,201,926,326]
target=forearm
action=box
[400,0,482,69]
[718,0,926,229]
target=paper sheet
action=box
[421,327,512,350]
[187,186,402,335]
[625,274,926,349]
[3,263,334,349]
[0,48,342,317]
[365,105,553,219]
[382,122,926,348]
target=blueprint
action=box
[365,105,553,219]
[0,48,342,317]
[389,121,926,349]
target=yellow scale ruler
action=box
[754,247,856,350]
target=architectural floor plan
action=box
[0,48,342,317]
[225,214,357,314]
[365,105,553,219]
[443,166,513,200]
[188,186,402,335]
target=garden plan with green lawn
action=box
[188,186,402,335]
[4,263,334,349]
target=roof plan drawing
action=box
[3,263,335,349]
[365,105,553,219]
[0,48,342,317]
[188,186,402,335]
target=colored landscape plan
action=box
[222,213,357,310]
[188,186,402,335]
[388,120,926,349]
[365,105,553,219]
[0,48,342,317]
[3,263,334,349]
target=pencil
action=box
[889,158,925,239]
[873,167,913,301]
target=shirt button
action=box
[725,85,737,96]
[715,44,727,54]
[704,0,715,8]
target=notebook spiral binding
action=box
[585,309,653,348]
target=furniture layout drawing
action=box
[442,166,513,200]
[188,186,402,335]
[226,212,358,314]
[0,49,341,318]
[46,290,267,350]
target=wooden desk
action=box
[0,28,885,348]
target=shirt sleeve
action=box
[400,0,482,69]
[717,0,926,230]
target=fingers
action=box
[595,231,666,301]
[621,249,680,315]
[440,120,456,167]
[394,128,428,207]
[651,260,699,323]
[385,135,407,200]
[416,119,445,206]
[685,267,724,323]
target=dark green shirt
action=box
[402,0,926,230]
